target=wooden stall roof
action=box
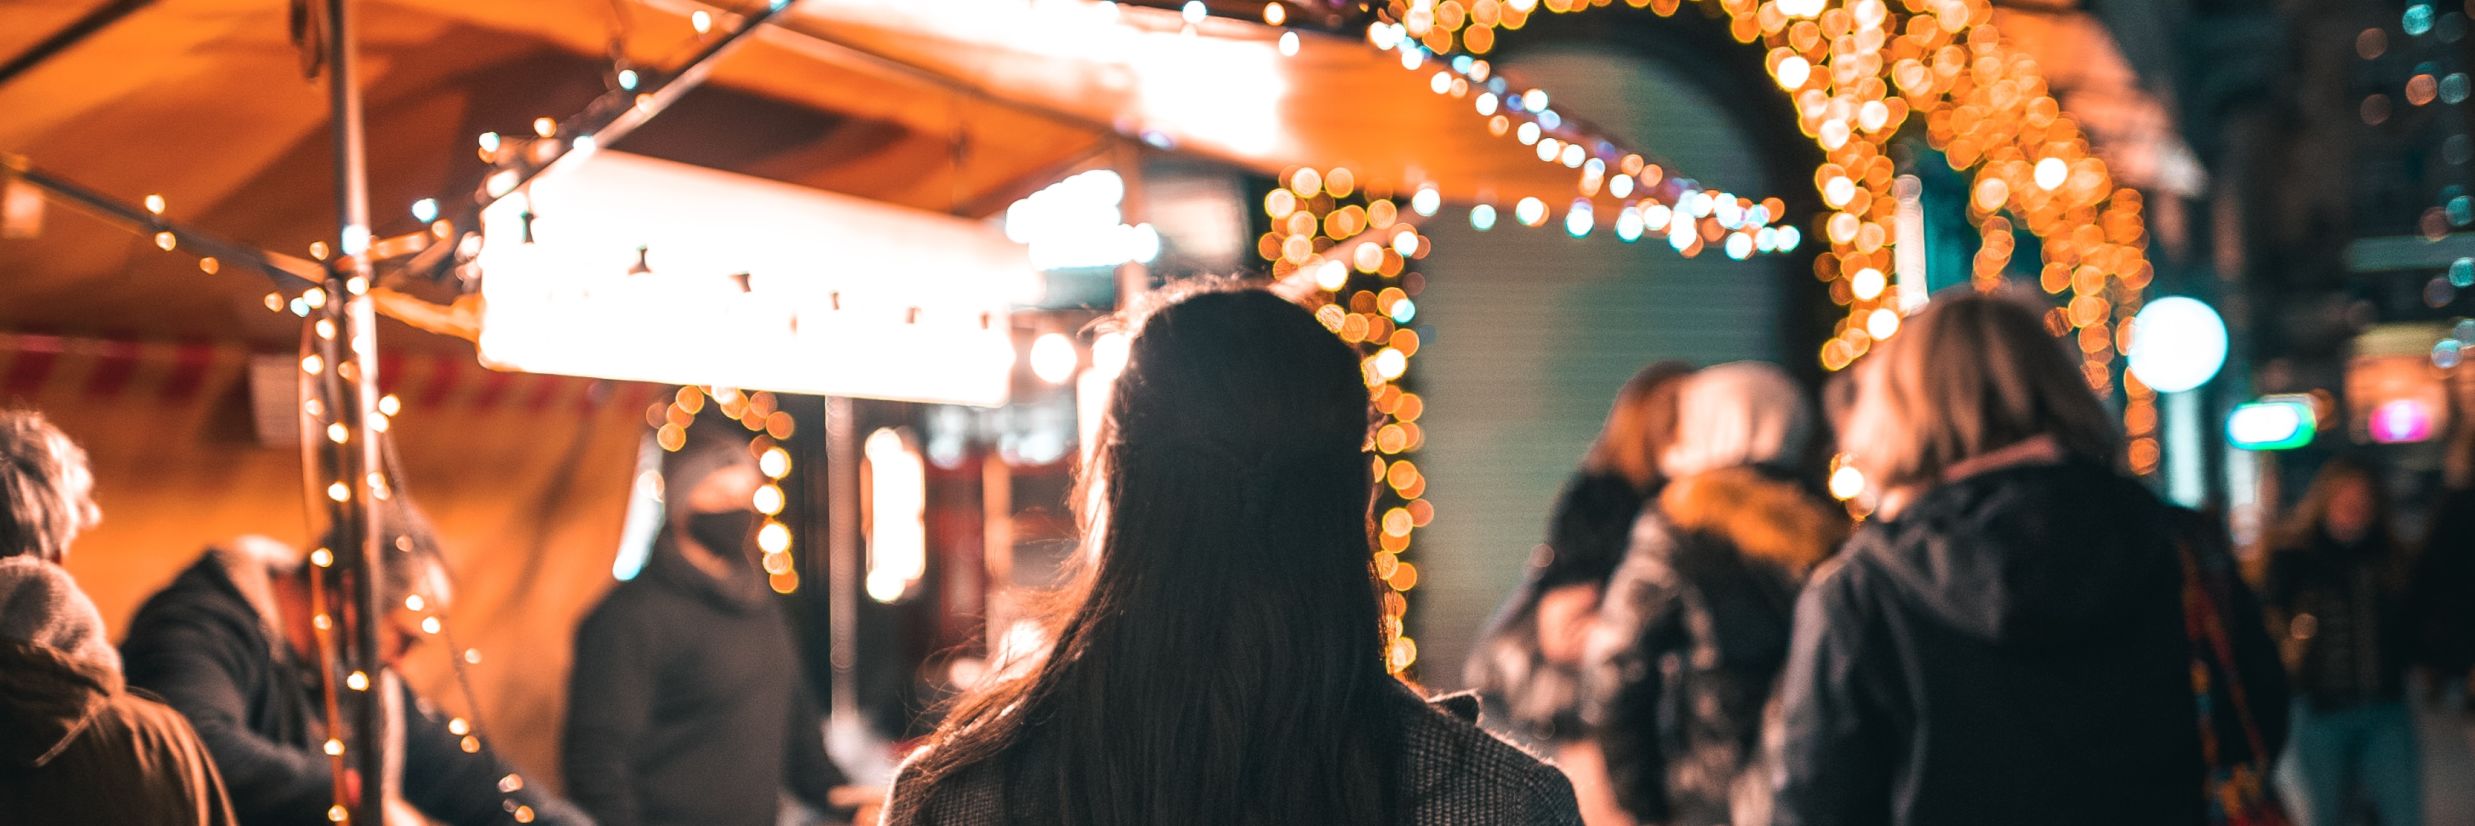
[2,0,1613,351]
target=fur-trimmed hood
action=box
[1656,466,1847,572]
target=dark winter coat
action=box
[2263,529,2415,708]
[562,535,848,826]
[1583,467,1846,826]
[880,686,1584,825]
[2409,485,2475,677]
[1772,461,2288,826]
[118,543,586,826]
[1,558,236,826]
[1466,472,1651,743]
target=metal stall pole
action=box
[1112,141,1150,301]
[321,0,392,821]
[825,397,862,725]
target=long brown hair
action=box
[1843,291,2123,492]
[1579,361,1695,489]
[897,283,1398,825]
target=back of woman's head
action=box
[0,410,89,563]
[910,282,1396,825]
[1582,361,1695,488]
[1844,291,2122,491]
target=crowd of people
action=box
[1477,293,2475,826]
[2,281,2470,825]
[0,412,875,825]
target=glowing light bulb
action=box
[1316,260,1350,291]
[1867,308,1901,340]
[2035,157,2068,191]
[1829,465,1866,500]
[1410,186,1441,217]
[1373,348,1408,380]
[1564,201,1594,237]
[1030,333,1078,384]
[1774,56,1811,90]
[1470,204,1498,231]
[1515,197,1547,227]
[1614,208,1644,242]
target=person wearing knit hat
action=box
[1657,361,1816,480]
[0,409,236,825]
[1,556,239,825]
[1580,362,1848,826]
[566,409,873,826]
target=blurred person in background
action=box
[883,283,1582,825]
[1581,362,1847,826]
[2266,457,2423,826]
[119,493,588,826]
[564,415,871,826]
[1468,360,1694,825]
[1773,292,2287,825]
[0,409,236,824]
[2408,399,2475,716]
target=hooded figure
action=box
[1581,362,1847,826]
[1772,292,2286,826]
[563,416,857,826]
[0,556,237,825]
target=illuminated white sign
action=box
[1004,170,1160,271]
[864,428,927,603]
[476,150,1033,407]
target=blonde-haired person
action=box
[0,408,101,564]
[1579,362,1848,826]
[1772,293,2288,825]
[0,409,238,825]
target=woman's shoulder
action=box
[882,743,1007,826]
[1392,688,1584,824]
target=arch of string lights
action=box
[1245,0,2170,670]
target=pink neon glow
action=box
[2369,400,2436,444]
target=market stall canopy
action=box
[1,0,1622,350]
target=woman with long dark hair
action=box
[881,284,1582,825]
[1773,292,2287,825]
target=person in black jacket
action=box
[119,514,588,826]
[1582,362,1847,826]
[563,414,867,826]
[1774,292,2287,826]
[2263,457,2422,826]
